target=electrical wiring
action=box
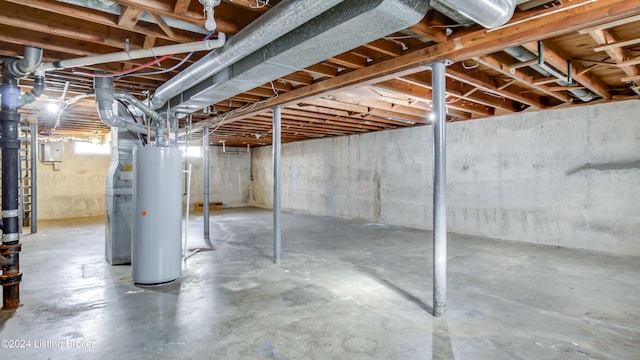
[117,51,194,78]
[461,60,480,69]
[117,32,216,78]
[116,98,149,146]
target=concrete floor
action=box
[1,207,638,359]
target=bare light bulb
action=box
[204,6,216,31]
[46,102,60,113]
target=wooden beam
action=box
[298,98,427,124]
[578,14,640,34]
[497,80,516,91]
[148,12,175,39]
[328,53,368,70]
[446,63,545,108]
[118,6,144,28]
[305,64,339,78]
[143,35,157,49]
[621,74,640,82]
[174,0,191,14]
[0,1,146,50]
[531,77,562,86]
[588,29,640,83]
[401,72,520,113]
[282,72,314,85]
[112,0,250,34]
[325,93,428,118]
[618,56,640,67]
[523,40,611,99]
[478,55,572,103]
[375,79,493,116]
[593,37,640,52]
[547,86,586,92]
[187,0,640,131]
[5,0,199,43]
[362,39,405,57]
[408,15,447,43]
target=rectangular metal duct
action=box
[167,0,429,114]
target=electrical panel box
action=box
[40,142,64,162]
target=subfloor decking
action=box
[1,207,638,359]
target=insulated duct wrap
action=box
[168,0,429,113]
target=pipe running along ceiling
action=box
[152,0,431,114]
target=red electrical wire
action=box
[72,53,174,78]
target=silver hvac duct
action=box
[149,0,346,110]
[94,77,147,133]
[503,46,597,102]
[166,0,430,114]
[434,0,518,28]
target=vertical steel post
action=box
[203,127,210,240]
[30,122,37,234]
[272,106,282,265]
[431,60,449,318]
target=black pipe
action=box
[0,47,43,310]
[0,64,24,310]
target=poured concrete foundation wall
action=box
[37,143,111,220]
[186,146,251,209]
[251,100,640,256]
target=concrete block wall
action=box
[37,143,111,220]
[251,100,640,256]
[186,146,251,209]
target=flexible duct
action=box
[434,0,517,28]
[503,46,597,102]
[149,0,345,110]
[94,77,147,133]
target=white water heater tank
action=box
[132,146,183,285]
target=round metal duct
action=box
[435,0,517,29]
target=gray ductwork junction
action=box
[94,77,147,133]
[155,0,430,114]
[503,46,597,102]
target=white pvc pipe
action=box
[183,163,192,259]
[37,34,226,73]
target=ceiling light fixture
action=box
[199,0,221,31]
[46,101,61,113]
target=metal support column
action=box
[203,127,210,240]
[431,60,449,318]
[272,106,282,265]
[30,122,37,234]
